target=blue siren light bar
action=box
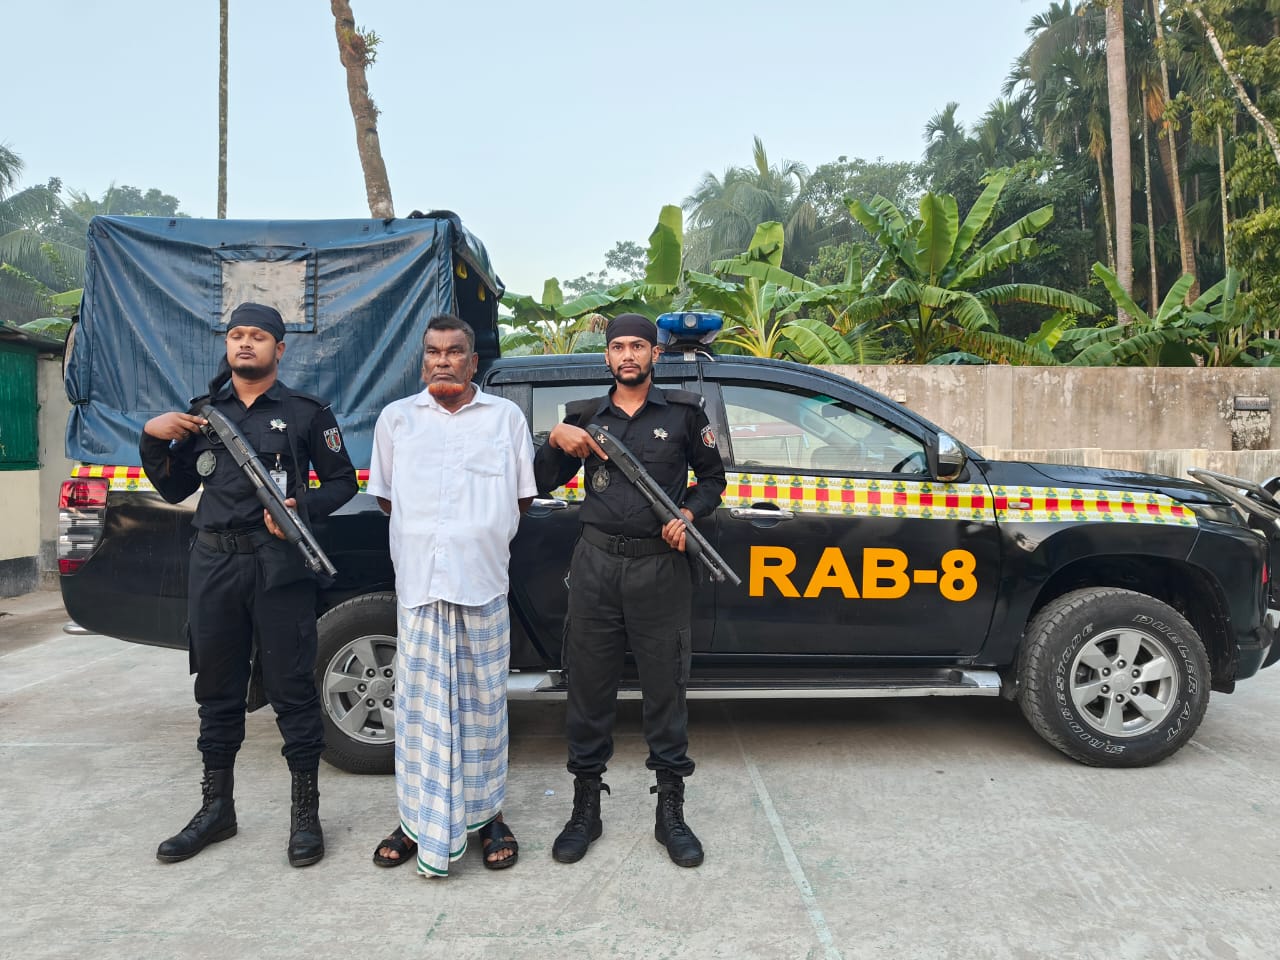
[656,311,723,347]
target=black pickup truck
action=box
[58,217,1280,774]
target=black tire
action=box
[1017,587,1210,767]
[315,592,398,775]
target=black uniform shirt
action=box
[139,379,358,532]
[533,385,726,538]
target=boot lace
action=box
[292,772,318,831]
[180,772,218,829]
[566,779,609,830]
[656,785,692,839]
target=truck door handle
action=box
[730,506,795,522]
[531,497,569,511]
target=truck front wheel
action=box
[1017,587,1210,767]
[316,592,398,774]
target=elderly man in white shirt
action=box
[366,313,536,877]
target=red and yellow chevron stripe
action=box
[553,471,1196,526]
[78,464,1196,527]
[72,465,372,493]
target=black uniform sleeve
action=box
[681,405,727,519]
[533,397,596,495]
[139,431,201,505]
[533,440,582,495]
[304,405,358,518]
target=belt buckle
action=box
[609,533,629,554]
[219,530,240,552]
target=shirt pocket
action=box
[466,434,510,477]
[641,436,685,485]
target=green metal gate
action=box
[0,343,39,470]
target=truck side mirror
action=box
[928,432,967,483]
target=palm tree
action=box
[1019,3,1118,271]
[0,179,88,322]
[1151,0,1196,298]
[1105,0,1135,320]
[683,137,817,274]
[0,143,22,200]
[218,0,228,219]
[331,0,393,218]
[1187,3,1280,169]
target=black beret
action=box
[605,313,657,346]
[228,302,286,341]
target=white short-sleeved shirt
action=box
[367,385,537,607]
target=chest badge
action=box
[270,418,287,432]
[653,427,668,441]
[591,467,610,492]
[196,450,217,477]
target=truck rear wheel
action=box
[1017,587,1210,767]
[316,592,398,774]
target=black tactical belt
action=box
[581,524,672,558]
[197,528,275,554]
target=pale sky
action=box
[6,1,1037,298]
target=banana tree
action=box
[1060,264,1198,365]
[841,172,1099,363]
[685,221,815,358]
[1071,266,1279,367]
[500,278,608,354]
[500,205,687,355]
[1186,269,1279,367]
[763,244,887,363]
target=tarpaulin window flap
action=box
[66,215,504,468]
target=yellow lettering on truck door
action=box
[803,547,860,598]
[861,548,910,599]
[750,546,800,598]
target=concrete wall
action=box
[38,356,73,581]
[825,365,1280,452]
[0,470,39,596]
[0,354,72,597]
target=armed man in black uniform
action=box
[140,302,357,867]
[534,313,726,868]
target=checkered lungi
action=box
[394,596,510,876]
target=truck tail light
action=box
[58,478,108,573]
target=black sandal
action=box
[372,826,416,868]
[479,818,518,870]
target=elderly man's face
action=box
[422,328,478,399]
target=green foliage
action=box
[841,173,1097,362]
[683,137,818,274]
[502,206,686,353]
[67,183,186,219]
[562,240,647,299]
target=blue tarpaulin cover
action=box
[66,214,503,467]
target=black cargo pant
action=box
[564,531,695,778]
[186,536,324,772]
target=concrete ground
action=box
[2,587,1279,960]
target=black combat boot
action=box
[652,771,703,867]
[287,768,325,867]
[156,767,238,863]
[552,776,610,864]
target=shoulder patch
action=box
[286,389,327,408]
[565,396,604,423]
[665,389,705,409]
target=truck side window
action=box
[530,383,610,447]
[721,383,927,476]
